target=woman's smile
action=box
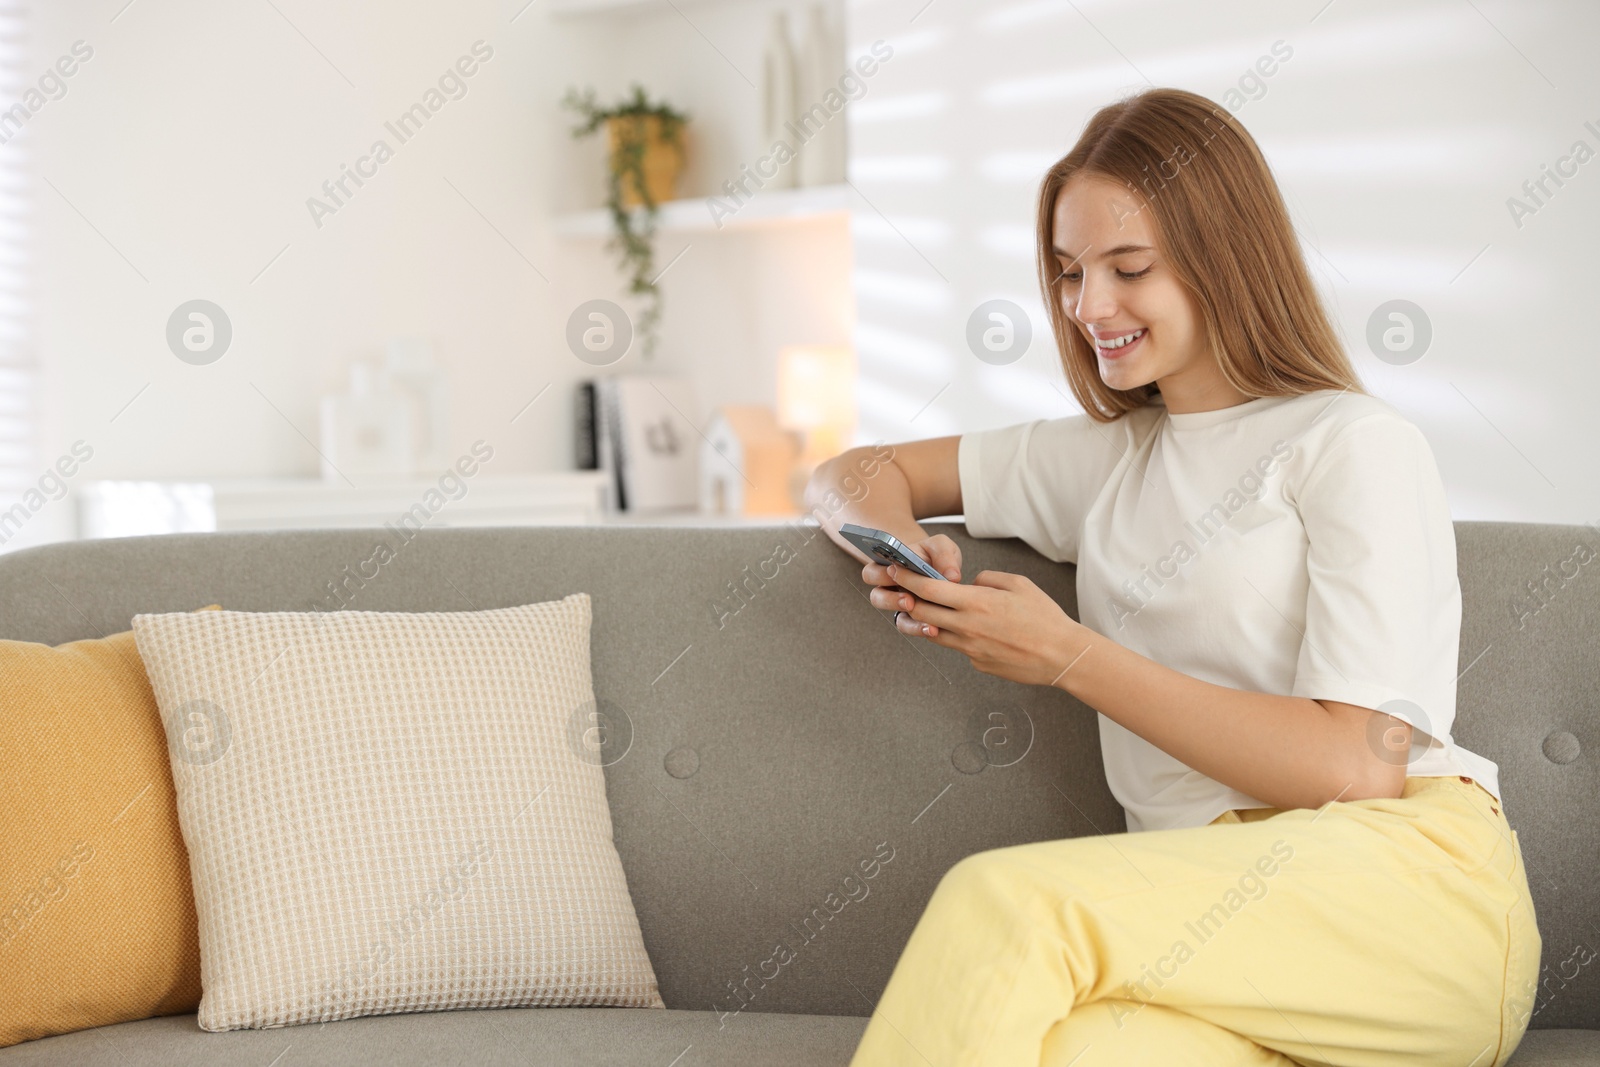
[1094,327,1147,360]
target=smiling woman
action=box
[810,86,1541,1067]
[1034,90,1359,422]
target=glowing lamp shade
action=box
[777,345,856,462]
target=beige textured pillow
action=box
[131,596,663,1031]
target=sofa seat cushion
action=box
[12,1020,1594,1067]
[1504,1029,1600,1065]
[0,1008,872,1066]
[0,1014,1596,1065]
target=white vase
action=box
[761,11,800,191]
[384,337,450,472]
[797,4,846,187]
[318,361,416,482]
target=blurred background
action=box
[2,0,1594,553]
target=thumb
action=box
[922,540,963,582]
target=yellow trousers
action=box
[849,775,1540,1067]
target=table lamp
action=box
[777,344,856,506]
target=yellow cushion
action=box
[0,608,219,1048]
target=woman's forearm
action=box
[1049,626,1391,810]
[805,445,926,565]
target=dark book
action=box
[598,378,627,512]
[574,381,598,470]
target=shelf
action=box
[551,182,855,237]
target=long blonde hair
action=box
[1037,87,1365,421]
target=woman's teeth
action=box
[1097,328,1146,350]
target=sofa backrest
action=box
[0,521,1593,1028]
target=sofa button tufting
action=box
[1542,731,1581,765]
[664,746,700,779]
[951,742,988,775]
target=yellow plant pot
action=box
[606,115,684,209]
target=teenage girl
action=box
[807,87,1541,1067]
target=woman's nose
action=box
[1073,272,1117,324]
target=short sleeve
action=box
[1287,415,1461,744]
[958,414,1131,564]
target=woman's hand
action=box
[878,564,1096,688]
[862,535,962,631]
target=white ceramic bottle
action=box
[797,3,847,187]
[761,10,800,191]
[383,337,450,472]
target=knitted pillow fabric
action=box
[131,596,663,1031]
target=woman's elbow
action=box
[804,447,868,510]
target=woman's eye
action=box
[1057,266,1151,283]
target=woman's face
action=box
[1050,175,1207,394]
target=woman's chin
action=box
[1098,360,1152,391]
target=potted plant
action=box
[563,85,689,361]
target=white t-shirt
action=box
[957,388,1501,833]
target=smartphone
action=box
[839,523,949,581]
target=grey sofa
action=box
[0,521,1594,1066]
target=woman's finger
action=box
[919,535,964,582]
[871,586,912,612]
[901,593,964,633]
[894,610,945,640]
[861,561,905,588]
[887,565,973,610]
[919,617,972,653]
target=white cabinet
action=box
[76,473,611,538]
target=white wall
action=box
[845,0,1599,524]
[19,0,851,550]
[18,0,1595,554]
